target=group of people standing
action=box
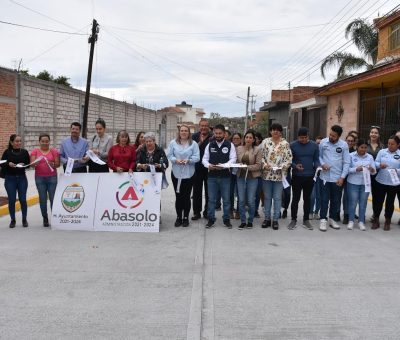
[1,119,168,228]
[1,117,400,232]
[168,119,400,232]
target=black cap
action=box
[297,127,308,136]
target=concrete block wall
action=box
[0,67,178,153]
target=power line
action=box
[0,19,88,35]
[9,0,77,30]
[105,21,349,36]
[272,0,393,89]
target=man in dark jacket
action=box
[191,119,213,220]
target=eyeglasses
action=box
[370,125,381,130]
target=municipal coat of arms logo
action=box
[62,183,85,212]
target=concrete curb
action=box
[0,195,39,217]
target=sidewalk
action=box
[0,172,400,339]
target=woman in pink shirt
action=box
[30,133,60,227]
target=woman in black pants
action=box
[1,134,30,228]
[167,125,200,227]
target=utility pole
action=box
[244,86,250,134]
[82,19,99,138]
[249,94,257,121]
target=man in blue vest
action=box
[202,124,237,228]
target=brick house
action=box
[315,10,400,141]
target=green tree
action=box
[320,18,378,79]
[36,70,54,81]
[54,75,71,87]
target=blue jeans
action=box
[255,177,263,212]
[4,175,28,220]
[207,176,231,221]
[262,180,283,221]
[347,182,369,223]
[237,177,258,223]
[35,175,58,218]
[230,174,238,212]
[319,179,343,221]
[310,179,321,214]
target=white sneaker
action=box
[359,222,366,231]
[319,219,327,232]
[347,221,354,230]
[329,218,341,230]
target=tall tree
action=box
[320,18,378,79]
[54,76,71,87]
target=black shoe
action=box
[191,214,201,221]
[262,219,271,228]
[272,220,279,230]
[342,214,349,225]
[287,220,297,230]
[206,220,215,228]
[216,206,222,211]
[202,212,208,219]
[223,219,232,229]
[43,216,50,227]
[246,222,253,229]
[9,220,16,228]
[175,218,182,227]
[182,218,189,227]
[238,223,246,230]
[22,219,28,228]
[282,209,287,219]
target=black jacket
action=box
[136,145,168,172]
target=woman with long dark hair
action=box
[30,133,60,227]
[88,118,112,173]
[1,134,30,228]
[372,135,400,231]
[236,130,262,229]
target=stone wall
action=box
[0,67,178,155]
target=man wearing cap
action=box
[288,127,320,230]
[318,125,350,231]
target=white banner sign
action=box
[52,172,161,232]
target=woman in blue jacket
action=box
[372,135,400,231]
[167,125,200,227]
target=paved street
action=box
[1,170,400,339]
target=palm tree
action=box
[320,19,378,79]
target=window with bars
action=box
[389,22,400,50]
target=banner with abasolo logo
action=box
[52,173,161,232]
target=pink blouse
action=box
[31,148,59,177]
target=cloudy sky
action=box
[1,0,398,116]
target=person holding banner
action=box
[346,139,376,231]
[60,122,89,173]
[167,125,200,227]
[136,132,168,173]
[236,130,262,230]
[30,133,60,227]
[372,135,400,231]
[108,130,136,173]
[88,118,112,173]
[1,134,30,228]
[260,123,292,230]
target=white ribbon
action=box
[86,150,106,165]
[176,164,186,193]
[362,167,371,193]
[16,156,44,168]
[388,168,400,185]
[0,160,6,165]
[313,166,322,182]
[282,176,290,189]
[64,157,76,176]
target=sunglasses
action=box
[370,125,381,130]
